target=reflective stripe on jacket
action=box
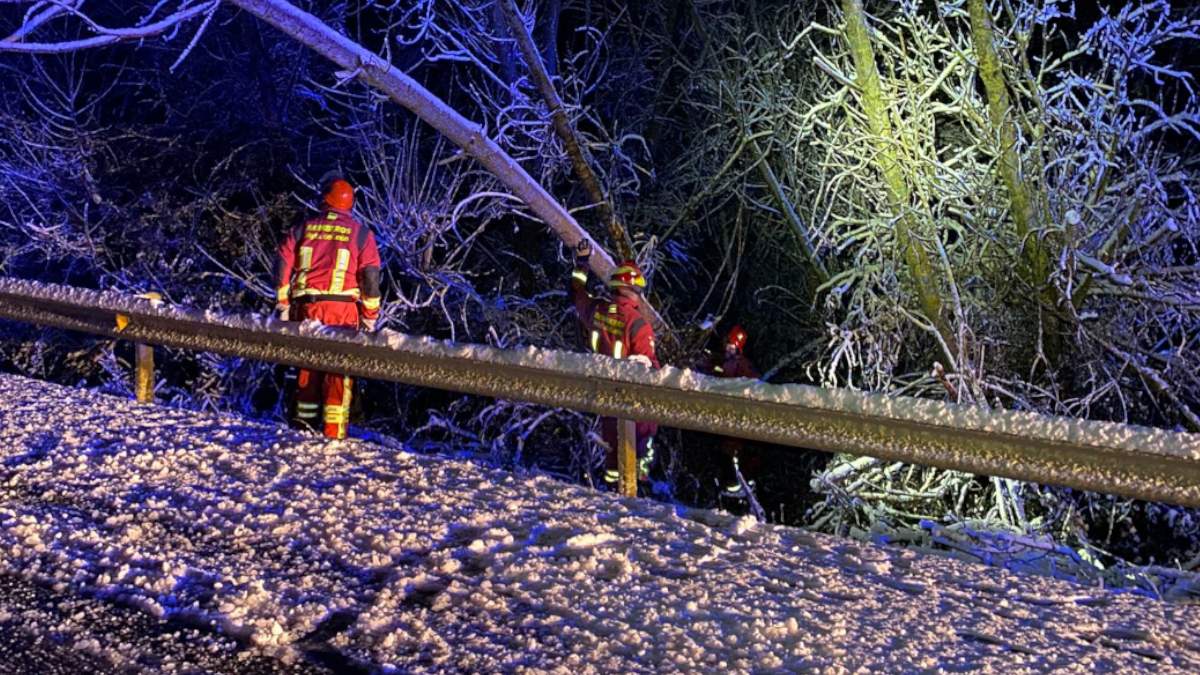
[275,208,382,319]
[570,262,659,368]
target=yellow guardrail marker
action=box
[617,419,638,497]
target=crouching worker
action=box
[702,325,762,498]
[275,176,382,439]
[570,239,660,489]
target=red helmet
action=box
[726,325,748,352]
[323,178,354,211]
[608,260,647,290]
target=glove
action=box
[575,239,592,265]
[275,304,290,322]
[360,316,378,333]
[628,354,653,369]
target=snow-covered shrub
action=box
[789,0,1200,565]
[0,15,330,416]
[623,0,1199,564]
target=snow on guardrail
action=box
[1,277,1199,506]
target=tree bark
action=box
[966,0,1059,355]
[490,0,519,88]
[966,0,1045,282]
[841,0,947,336]
[225,0,617,279]
[499,0,636,260]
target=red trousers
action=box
[600,417,658,479]
[293,300,359,439]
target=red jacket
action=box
[276,208,382,319]
[571,261,659,368]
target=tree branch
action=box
[498,0,636,261]
[0,1,219,54]
[967,0,1058,350]
[840,0,949,344]
[223,0,616,278]
[748,137,829,283]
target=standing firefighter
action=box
[702,325,762,497]
[275,177,382,439]
[570,240,660,488]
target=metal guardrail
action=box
[2,278,1199,506]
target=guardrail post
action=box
[617,418,637,497]
[119,292,161,405]
[135,342,154,403]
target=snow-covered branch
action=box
[225,0,617,280]
[0,1,218,54]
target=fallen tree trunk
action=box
[226,0,616,278]
[228,0,679,338]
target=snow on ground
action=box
[0,572,320,674]
[1,373,1198,673]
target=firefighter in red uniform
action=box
[702,325,762,497]
[570,239,659,488]
[275,177,382,440]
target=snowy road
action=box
[1,374,1198,673]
